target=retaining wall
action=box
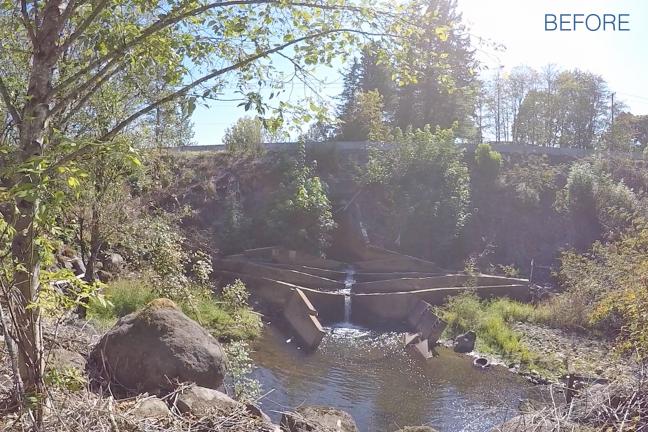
[352,284,530,324]
[261,262,348,281]
[215,258,344,291]
[353,256,444,273]
[354,274,528,293]
[241,247,346,270]
[354,272,441,282]
[215,271,345,323]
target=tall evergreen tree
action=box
[336,1,477,140]
[393,0,478,136]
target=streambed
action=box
[251,324,540,432]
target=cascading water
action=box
[341,267,355,324]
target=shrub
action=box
[224,341,262,402]
[473,143,502,183]
[500,155,561,209]
[363,125,471,261]
[45,367,87,392]
[220,279,250,311]
[554,223,648,358]
[265,142,336,256]
[559,160,639,241]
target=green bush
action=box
[552,223,648,359]
[473,143,502,183]
[45,367,87,392]
[362,125,471,262]
[185,282,262,342]
[265,142,337,256]
[559,160,639,241]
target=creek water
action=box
[251,324,538,432]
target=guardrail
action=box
[168,141,647,160]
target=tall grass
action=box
[87,278,156,329]
[87,277,261,341]
[439,292,552,369]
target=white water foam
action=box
[333,266,357,329]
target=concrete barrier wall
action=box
[353,284,530,324]
[261,262,347,281]
[354,272,442,283]
[354,256,444,273]
[171,141,647,161]
[407,300,446,344]
[354,274,528,293]
[241,247,346,270]
[215,271,345,323]
[283,288,326,350]
[215,258,344,291]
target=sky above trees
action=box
[192,0,648,146]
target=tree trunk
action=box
[9,0,66,413]
[10,204,45,403]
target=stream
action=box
[251,323,539,432]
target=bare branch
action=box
[46,27,395,171]
[59,62,127,125]
[0,76,22,125]
[51,0,380,98]
[100,27,391,142]
[51,55,123,117]
[60,0,109,52]
[20,0,38,44]
[60,0,78,24]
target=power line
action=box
[616,91,648,102]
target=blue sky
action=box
[191,0,648,146]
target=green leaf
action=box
[67,177,80,188]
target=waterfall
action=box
[342,267,356,324]
[344,295,351,322]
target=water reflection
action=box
[251,324,535,432]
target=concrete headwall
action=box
[261,262,347,281]
[354,256,444,273]
[354,274,529,293]
[215,271,345,323]
[407,300,446,344]
[354,272,441,282]
[352,284,530,324]
[282,288,326,350]
[242,247,346,270]
[215,258,344,291]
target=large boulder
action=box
[281,406,358,432]
[102,253,124,273]
[47,348,86,372]
[176,385,241,416]
[131,397,171,418]
[176,385,280,431]
[89,299,226,394]
[453,331,476,353]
